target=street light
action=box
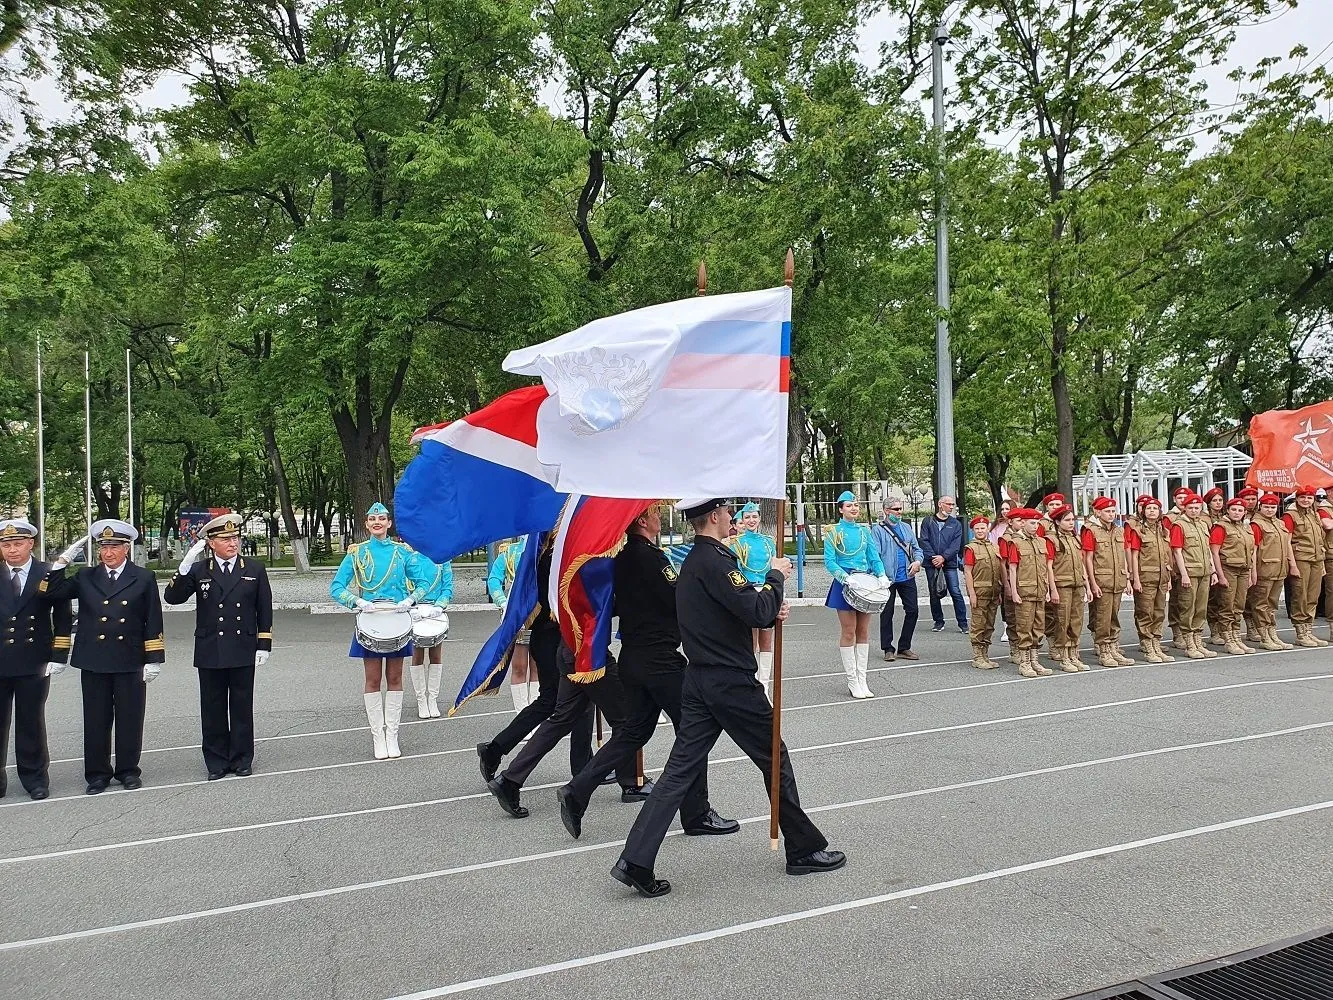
[932,22,956,500]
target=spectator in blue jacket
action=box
[919,496,969,632]
[871,500,923,661]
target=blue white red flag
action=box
[394,387,565,562]
[550,495,653,681]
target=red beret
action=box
[1041,493,1066,507]
[969,515,990,530]
[1136,494,1160,508]
[1008,507,1040,520]
[1047,504,1074,523]
[1091,497,1117,511]
[1183,492,1204,505]
[1295,484,1317,496]
[1237,487,1259,498]
[1202,487,1224,502]
[1173,486,1192,498]
[1226,496,1246,509]
[1259,493,1282,505]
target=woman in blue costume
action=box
[823,491,888,700]
[330,503,432,760]
[487,537,532,713]
[731,502,778,700]
[407,552,454,720]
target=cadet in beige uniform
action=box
[1004,509,1056,679]
[1082,497,1134,667]
[1283,485,1329,647]
[1046,505,1088,672]
[962,515,1003,670]
[1126,494,1178,664]
[1209,498,1258,655]
[1168,493,1216,659]
[1246,494,1299,651]
[1321,495,1333,642]
[1201,487,1228,646]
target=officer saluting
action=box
[46,519,165,794]
[612,498,845,898]
[0,519,73,800]
[164,513,274,779]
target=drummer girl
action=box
[487,537,530,713]
[823,490,888,700]
[330,502,431,760]
[407,553,453,720]
[731,502,777,700]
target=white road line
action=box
[16,628,1313,770]
[384,797,1333,999]
[2,718,1327,868]
[5,669,1331,813]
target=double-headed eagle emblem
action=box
[550,348,655,436]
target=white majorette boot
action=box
[409,663,430,719]
[426,663,443,718]
[510,681,528,713]
[854,642,874,698]
[839,645,858,698]
[383,690,404,758]
[756,650,774,702]
[363,692,388,760]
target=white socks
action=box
[854,642,874,698]
[383,690,403,758]
[409,664,429,718]
[426,663,443,718]
[363,692,387,760]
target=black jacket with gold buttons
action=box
[163,557,273,669]
[45,562,166,672]
[0,560,74,677]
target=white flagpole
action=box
[84,350,94,565]
[35,333,46,557]
[125,348,134,563]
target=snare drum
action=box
[843,572,891,614]
[411,606,450,647]
[354,601,414,655]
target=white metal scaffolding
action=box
[1073,448,1253,514]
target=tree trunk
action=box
[1051,323,1075,498]
[263,423,310,573]
[983,452,1010,511]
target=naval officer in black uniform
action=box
[47,519,166,794]
[0,518,73,800]
[612,498,845,898]
[164,512,274,779]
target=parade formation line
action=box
[2,718,1329,951]
[381,798,1333,1000]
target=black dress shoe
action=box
[620,779,656,802]
[28,787,49,801]
[786,849,847,875]
[86,781,109,795]
[556,786,584,839]
[611,858,671,898]
[486,776,529,818]
[120,776,143,791]
[477,742,500,783]
[207,771,226,781]
[600,771,619,786]
[231,766,252,777]
[683,808,740,836]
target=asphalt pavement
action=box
[3,608,1332,1000]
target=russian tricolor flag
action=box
[394,386,566,563]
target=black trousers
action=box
[503,669,634,789]
[879,578,920,653]
[198,666,256,774]
[0,674,50,795]
[568,645,709,822]
[80,670,147,785]
[489,624,562,758]
[622,666,827,868]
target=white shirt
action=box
[217,558,235,575]
[106,565,121,582]
[7,558,32,593]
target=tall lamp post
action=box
[932,22,956,500]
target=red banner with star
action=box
[1246,401,1333,491]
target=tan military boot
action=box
[1007,641,1018,663]
[1140,639,1165,664]
[1154,638,1175,663]
[1268,626,1293,650]
[1096,642,1120,667]
[1193,631,1217,658]
[1170,630,1190,651]
[1242,621,1262,648]
[1033,648,1054,675]
[1207,625,1226,647]
[971,644,997,670]
[1017,648,1039,678]
[1055,646,1078,672]
[1110,644,1135,665]
[1223,626,1248,655]
[1183,632,1206,659]
[1294,624,1322,648]
[1066,643,1090,671]
[1234,626,1256,654]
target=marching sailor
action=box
[822,491,887,699]
[329,502,433,760]
[164,513,274,779]
[0,519,73,800]
[46,520,165,794]
[407,553,453,719]
[488,537,533,712]
[730,502,777,699]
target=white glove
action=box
[255,650,269,667]
[178,538,208,576]
[54,534,91,568]
[143,664,161,683]
[395,597,415,610]
[44,662,66,677]
[878,575,890,587]
[354,597,373,611]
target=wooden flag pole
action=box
[769,248,795,850]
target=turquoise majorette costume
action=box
[406,552,454,719]
[731,501,779,698]
[487,537,526,609]
[823,491,887,700]
[330,502,434,760]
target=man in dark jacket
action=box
[0,519,73,800]
[919,496,969,632]
[164,512,274,779]
[46,519,166,794]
